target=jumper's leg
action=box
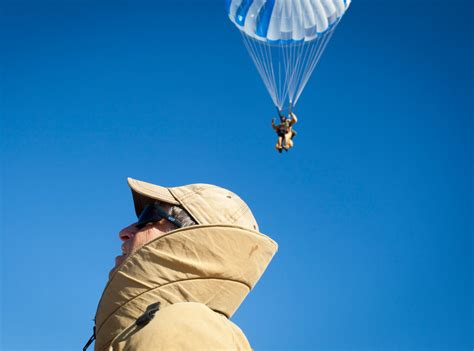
[275,136,283,151]
[284,133,293,150]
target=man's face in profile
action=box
[110,204,175,278]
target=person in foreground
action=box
[85,177,278,351]
[272,111,298,153]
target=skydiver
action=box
[272,108,297,153]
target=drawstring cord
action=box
[107,302,161,349]
[83,302,160,351]
[82,326,95,351]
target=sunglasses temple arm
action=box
[167,215,183,228]
[155,206,183,228]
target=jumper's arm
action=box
[289,112,298,126]
[271,118,279,131]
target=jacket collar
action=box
[93,224,277,351]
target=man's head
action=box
[110,178,259,277]
[280,115,287,123]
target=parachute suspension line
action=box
[288,33,325,107]
[246,34,279,108]
[289,39,320,106]
[285,43,295,105]
[287,40,306,105]
[294,24,340,104]
[244,35,272,102]
[292,40,318,102]
[271,43,284,108]
[242,32,288,110]
[275,46,284,108]
[282,42,296,108]
[253,38,271,94]
[263,40,279,107]
[239,20,341,111]
[285,41,297,104]
[272,41,289,110]
[278,41,299,110]
[279,43,291,110]
[260,38,279,106]
[241,33,277,107]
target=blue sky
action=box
[1,1,472,350]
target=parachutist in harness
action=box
[272,106,297,153]
[227,0,350,148]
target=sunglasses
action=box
[136,202,183,229]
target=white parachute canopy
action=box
[226,0,351,111]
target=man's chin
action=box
[109,254,127,279]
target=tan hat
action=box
[127,178,259,231]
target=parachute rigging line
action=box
[240,22,340,111]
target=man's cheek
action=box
[145,229,160,245]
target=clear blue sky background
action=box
[1,1,472,350]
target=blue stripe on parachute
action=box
[255,0,275,39]
[235,0,253,26]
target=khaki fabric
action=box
[127,178,259,231]
[113,303,251,351]
[94,225,278,351]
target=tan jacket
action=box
[93,225,278,351]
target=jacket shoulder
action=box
[122,302,252,351]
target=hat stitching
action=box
[229,203,249,223]
[231,204,249,219]
[173,189,197,201]
[168,186,252,227]
[167,189,203,224]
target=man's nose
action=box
[119,225,137,241]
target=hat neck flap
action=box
[93,225,278,351]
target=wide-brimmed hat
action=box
[127,178,259,231]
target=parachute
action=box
[226,0,351,111]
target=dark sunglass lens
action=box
[136,204,164,229]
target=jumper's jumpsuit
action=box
[272,112,297,151]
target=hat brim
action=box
[128,178,180,217]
